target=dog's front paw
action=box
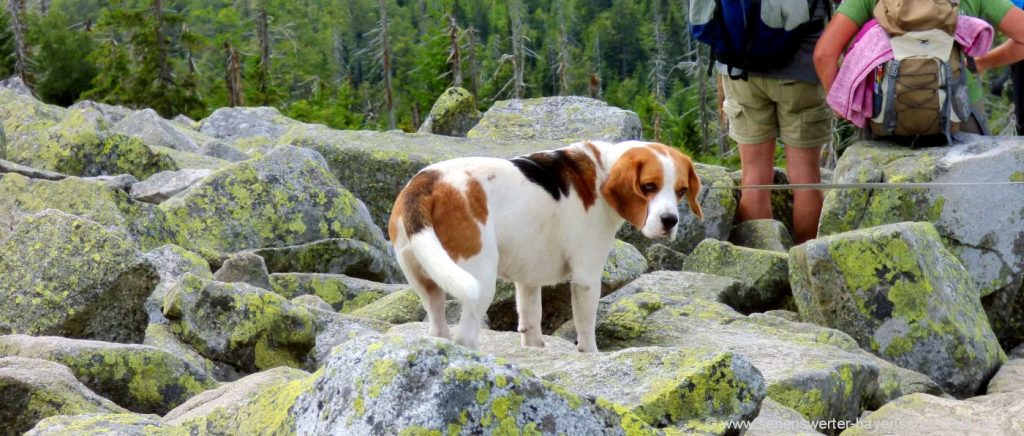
[521,335,546,348]
[576,342,599,353]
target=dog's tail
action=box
[407,230,480,302]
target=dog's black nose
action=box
[660,213,678,229]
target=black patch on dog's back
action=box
[510,152,569,200]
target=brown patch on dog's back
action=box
[389,169,487,261]
[510,148,598,210]
[583,141,603,166]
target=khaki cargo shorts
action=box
[722,75,832,149]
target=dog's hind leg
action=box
[452,267,495,350]
[515,283,545,348]
[398,249,451,339]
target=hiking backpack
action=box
[690,0,828,79]
[868,0,972,146]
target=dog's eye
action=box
[641,183,658,194]
[676,188,687,198]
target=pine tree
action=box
[508,0,526,98]
[369,0,395,129]
[552,0,571,96]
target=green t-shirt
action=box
[836,0,1016,104]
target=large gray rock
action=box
[69,100,134,124]
[487,239,648,333]
[199,106,300,152]
[0,157,66,181]
[304,307,389,368]
[142,244,215,324]
[158,145,389,263]
[348,289,425,325]
[0,357,126,435]
[556,271,921,432]
[269,273,407,313]
[0,88,64,135]
[730,219,794,252]
[818,137,1024,350]
[468,96,642,143]
[790,222,1006,397]
[389,324,766,434]
[252,238,402,284]
[843,392,1024,436]
[644,243,687,272]
[682,239,791,314]
[0,210,158,343]
[418,87,482,137]
[618,163,737,255]
[0,76,34,97]
[26,413,178,435]
[129,168,213,204]
[213,252,273,291]
[144,323,244,383]
[986,354,1024,395]
[290,335,658,435]
[111,108,202,153]
[0,335,218,414]
[278,124,563,227]
[162,275,317,373]
[747,398,819,436]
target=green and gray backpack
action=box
[868,0,972,146]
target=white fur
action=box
[392,141,684,352]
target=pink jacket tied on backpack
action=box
[828,17,995,128]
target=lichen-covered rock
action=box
[213,252,273,291]
[6,108,179,180]
[143,244,214,324]
[162,275,317,373]
[747,398,819,436]
[789,222,1005,397]
[130,169,213,204]
[291,295,334,312]
[0,88,65,135]
[565,275,884,430]
[0,335,219,414]
[88,174,138,192]
[199,106,301,146]
[389,324,765,434]
[348,289,425,325]
[197,139,249,162]
[252,238,402,284]
[144,324,244,383]
[468,96,642,143]
[164,366,309,427]
[304,307,389,368]
[278,124,562,226]
[269,273,406,313]
[0,76,35,97]
[296,336,657,435]
[173,114,199,129]
[0,173,171,246]
[158,145,389,263]
[417,87,482,136]
[111,108,201,153]
[682,239,791,314]
[26,413,180,436]
[729,169,796,236]
[644,243,687,272]
[730,219,794,252]
[818,137,1024,350]
[0,357,127,435]
[618,163,737,255]
[843,392,1024,436]
[149,145,231,171]
[0,210,157,343]
[487,240,648,333]
[69,100,135,124]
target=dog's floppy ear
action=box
[601,153,647,229]
[684,157,704,220]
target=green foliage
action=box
[27,11,98,106]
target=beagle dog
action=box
[388,141,703,352]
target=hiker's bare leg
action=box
[785,145,824,244]
[738,139,776,221]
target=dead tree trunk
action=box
[554,0,571,96]
[377,0,395,129]
[226,42,244,107]
[446,14,462,87]
[509,0,526,98]
[256,6,271,101]
[153,0,173,90]
[7,0,30,86]
[465,27,480,97]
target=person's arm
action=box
[976,7,1024,72]
[813,14,861,94]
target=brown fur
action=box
[601,147,661,229]
[388,169,489,261]
[650,144,704,219]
